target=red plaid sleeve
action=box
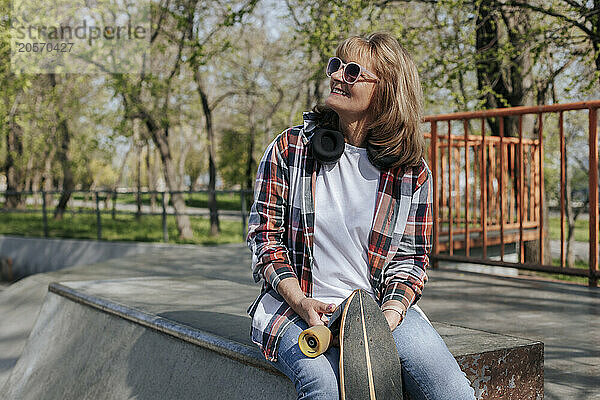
[246,130,298,293]
[381,164,433,319]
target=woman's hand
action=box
[383,309,403,331]
[294,297,336,327]
[277,277,336,327]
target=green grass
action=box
[0,212,244,245]
[547,216,589,242]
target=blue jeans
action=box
[269,305,476,400]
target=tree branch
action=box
[559,0,586,12]
[376,0,440,6]
[284,0,302,26]
[500,1,596,38]
[209,90,241,111]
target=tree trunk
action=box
[593,0,600,86]
[24,156,34,192]
[136,147,142,219]
[4,91,24,209]
[116,74,193,239]
[42,146,56,208]
[5,121,24,208]
[146,140,157,212]
[287,86,303,134]
[31,170,42,206]
[134,119,142,219]
[53,118,75,220]
[523,116,551,265]
[476,2,553,264]
[245,126,256,192]
[145,120,193,239]
[178,123,191,192]
[304,82,312,115]
[523,189,551,265]
[111,139,134,220]
[245,98,257,194]
[49,74,75,220]
[565,160,575,268]
[195,76,220,236]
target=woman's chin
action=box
[324,95,344,112]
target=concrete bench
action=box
[2,277,543,400]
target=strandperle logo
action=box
[10,0,151,74]
[12,20,148,46]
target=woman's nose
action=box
[330,66,344,81]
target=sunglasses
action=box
[326,56,379,84]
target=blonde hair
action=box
[315,32,425,169]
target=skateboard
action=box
[298,289,403,399]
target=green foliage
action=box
[0,0,597,249]
[218,128,250,188]
[286,0,379,81]
[184,148,206,190]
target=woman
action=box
[246,32,475,400]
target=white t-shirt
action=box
[312,142,380,306]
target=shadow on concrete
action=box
[545,345,600,362]
[435,268,600,297]
[544,364,599,400]
[420,268,600,400]
[0,358,18,374]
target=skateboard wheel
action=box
[298,325,332,358]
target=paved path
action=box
[423,263,599,399]
[0,244,598,398]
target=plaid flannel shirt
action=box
[246,112,433,362]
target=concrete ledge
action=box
[47,281,278,376]
[3,277,544,399]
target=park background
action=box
[1,0,599,284]
[0,1,599,399]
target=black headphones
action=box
[310,128,399,169]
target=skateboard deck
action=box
[298,289,403,399]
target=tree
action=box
[0,0,29,208]
[105,1,200,238]
[500,0,600,89]
[187,0,258,236]
[184,147,205,190]
[284,0,380,108]
[49,74,76,220]
[218,19,287,193]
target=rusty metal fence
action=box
[424,101,599,286]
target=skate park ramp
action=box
[1,244,545,399]
[0,243,251,391]
[1,277,295,400]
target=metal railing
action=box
[424,101,599,286]
[0,189,253,242]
